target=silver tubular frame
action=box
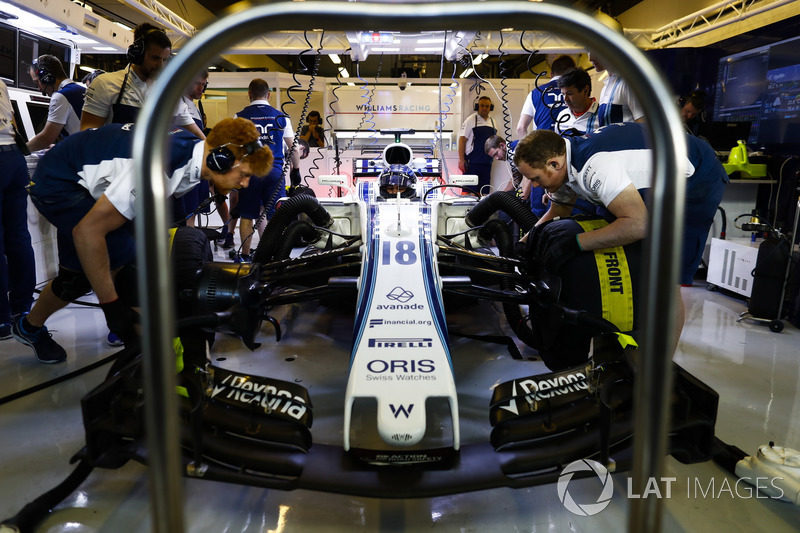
[133,2,687,531]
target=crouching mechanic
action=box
[13,118,273,363]
[513,122,728,334]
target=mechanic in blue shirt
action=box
[516,55,576,136]
[513,123,728,333]
[232,78,300,262]
[12,118,273,363]
[26,54,86,152]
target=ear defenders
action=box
[474,99,495,111]
[206,139,263,174]
[127,27,168,66]
[31,59,55,89]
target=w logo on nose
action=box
[390,404,414,418]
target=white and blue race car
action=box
[21,136,720,511]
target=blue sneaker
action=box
[11,315,67,364]
[0,323,11,340]
[107,332,125,347]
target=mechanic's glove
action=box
[543,234,582,273]
[290,168,302,187]
[101,299,140,346]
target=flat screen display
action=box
[17,31,71,91]
[713,34,800,151]
[0,22,17,85]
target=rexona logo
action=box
[557,459,614,516]
[368,338,433,348]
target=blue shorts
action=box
[29,182,135,272]
[235,168,284,219]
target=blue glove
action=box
[543,234,582,273]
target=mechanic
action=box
[232,78,301,262]
[485,134,531,205]
[12,118,273,363]
[555,67,599,136]
[458,95,497,193]
[516,55,576,136]
[378,164,417,199]
[172,69,214,228]
[513,122,728,334]
[25,54,86,152]
[80,23,172,129]
[0,78,35,342]
[589,52,645,128]
[679,90,707,137]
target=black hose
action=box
[466,191,538,232]
[252,194,331,265]
[1,459,94,533]
[274,220,320,261]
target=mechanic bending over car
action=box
[513,122,728,338]
[12,118,273,364]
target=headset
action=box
[31,58,56,90]
[206,139,263,173]
[474,97,495,112]
[127,27,168,66]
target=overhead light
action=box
[92,46,116,51]
[346,82,355,86]
[472,53,489,65]
[338,66,350,78]
[78,65,95,73]
[328,53,341,64]
[450,82,458,88]
[459,67,474,78]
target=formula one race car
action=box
[3,136,719,531]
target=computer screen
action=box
[713,34,800,151]
[0,22,17,86]
[17,31,71,91]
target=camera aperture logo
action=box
[557,459,614,516]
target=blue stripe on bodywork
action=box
[418,204,453,370]
[350,202,379,367]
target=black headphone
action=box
[206,139,263,173]
[31,58,55,89]
[474,98,494,111]
[127,27,168,66]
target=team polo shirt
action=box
[173,95,203,130]
[459,112,497,154]
[82,66,150,125]
[551,123,695,207]
[520,77,564,131]
[234,99,293,174]
[48,79,85,134]
[34,124,203,220]
[555,100,599,135]
[596,73,644,127]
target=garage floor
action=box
[1,235,799,533]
